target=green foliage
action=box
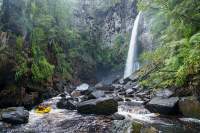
[138,0,200,89]
[16,36,23,49]
[31,57,54,82]
[190,32,200,45]
[15,36,29,81]
[4,0,129,84]
[52,43,72,80]
[15,61,29,81]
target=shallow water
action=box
[118,100,200,133]
[2,95,200,133]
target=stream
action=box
[2,93,200,133]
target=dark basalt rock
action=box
[111,113,125,120]
[1,107,29,124]
[77,97,118,115]
[57,98,77,110]
[146,97,179,115]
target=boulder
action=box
[57,98,77,110]
[179,96,200,119]
[155,89,174,98]
[111,113,125,120]
[1,107,29,124]
[146,97,179,115]
[88,90,105,99]
[77,97,118,115]
[76,83,90,95]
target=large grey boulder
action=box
[179,96,200,119]
[77,97,118,115]
[146,97,179,115]
[1,107,29,124]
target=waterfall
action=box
[124,12,141,79]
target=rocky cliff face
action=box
[72,0,137,47]
[138,12,154,52]
[1,0,27,36]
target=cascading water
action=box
[124,12,141,78]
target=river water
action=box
[2,94,200,133]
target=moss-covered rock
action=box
[141,126,158,133]
[131,122,159,133]
[179,96,200,119]
[131,122,143,133]
[146,97,179,115]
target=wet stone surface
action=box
[1,82,200,133]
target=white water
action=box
[124,12,141,78]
